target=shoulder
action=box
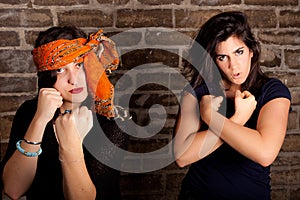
[14,98,37,120]
[12,97,37,125]
[183,82,209,101]
[262,78,291,100]
[258,78,291,106]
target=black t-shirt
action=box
[0,98,129,200]
[180,78,291,200]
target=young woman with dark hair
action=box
[1,26,128,200]
[174,11,291,199]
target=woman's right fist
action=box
[36,88,63,123]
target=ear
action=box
[250,49,254,58]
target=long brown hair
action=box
[184,11,268,95]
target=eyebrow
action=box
[215,46,245,57]
[233,46,245,54]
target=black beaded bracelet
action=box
[23,138,42,145]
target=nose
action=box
[229,57,238,70]
[68,67,79,85]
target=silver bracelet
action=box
[23,138,42,145]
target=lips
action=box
[232,72,241,79]
[69,87,83,94]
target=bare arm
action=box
[201,96,290,167]
[3,88,63,199]
[54,106,96,200]
[174,90,257,167]
[173,93,223,167]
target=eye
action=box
[236,48,244,56]
[56,68,65,74]
[75,62,83,69]
[216,55,227,62]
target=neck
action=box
[222,80,241,99]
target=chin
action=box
[67,95,88,104]
[232,79,245,85]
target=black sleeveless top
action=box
[180,78,291,200]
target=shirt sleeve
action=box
[259,78,291,108]
[183,82,210,101]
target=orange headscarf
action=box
[32,29,119,118]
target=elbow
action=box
[257,160,273,168]
[174,150,187,168]
[3,186,24,200]
[257,159,275,168]
[174,153,191,168]
[175,158,187,168]
[255,153,277,167]
[92,187,97,200]
[174,148,195,168]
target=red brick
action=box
[0,50,35,73]
[57,10,113,27]
[110,31,142,47]
[287,111,298,130]
[271,189,289,200]
[291,188,300,200]
[24,30,40,46]
[175,10,220,28]
[290,89,300,105]
[117,9,172,28]
[128,138,169,153]
[1,143,8,161]
[33,0,89,6]
[0,31,19,47]
[285,49,300,70]
[139,0,182,5]
[0,95,34,112]
[96,0,129,4]
[271,170,289,185]
[280,10,300,28]
[266,72,300,88]
[145,30,192,46]
[0,77,36,93]
[245,10,277,28]
[0,0,29,4]
[120,173,164,193]
[273,153,300,167]
[120,49,179,70]
[281,134,300,152]
[0,9,53,27]
[260,46,281,68]
[191,0,241,6]
[245,0,297,6]
[258,31,300,45]
[0,115,14,140]
[166,173,186,191]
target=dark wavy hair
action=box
[185,11,268,94]
[35,26,87,90]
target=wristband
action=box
[16,140,42,157]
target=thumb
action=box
[215,96,223,104]
[235,90,243,98]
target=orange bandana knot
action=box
[32,29,119,118]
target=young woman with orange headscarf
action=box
[0,26,128,200]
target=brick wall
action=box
[0,0,299,199]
